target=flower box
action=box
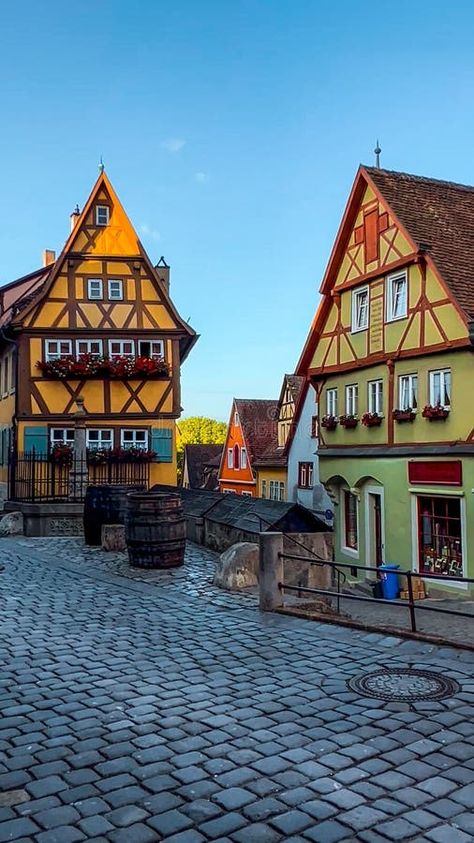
[50,445,157,465]
[37,353,170,380]
[339,415,358,429]
[321,415,338,431]
[362,412,383,427]
[393,409,416,423]
[422,405,450,421]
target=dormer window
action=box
[95,205,110,226]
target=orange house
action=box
[218,399,278,496]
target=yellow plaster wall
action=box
[256,466,287,498]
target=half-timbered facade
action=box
[297,165,474,590]
[0,170,196,493]
[254,375,304,500]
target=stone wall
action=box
[3,501,84,537]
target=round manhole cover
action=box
[347,669,460,702]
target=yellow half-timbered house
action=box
[0,169,196,494]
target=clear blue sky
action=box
[0,1,473,420]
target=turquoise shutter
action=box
[151,427,173,463]
[24,426,49,456]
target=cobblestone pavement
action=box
[1,538,474,842]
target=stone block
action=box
[101,524,127,552]
[213,542,259,591]
[0,510,23,537]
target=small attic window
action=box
[96,205,110,226]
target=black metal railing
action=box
[9,450,150,502]
[280,553,474,635]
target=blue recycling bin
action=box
[379,563,400,600]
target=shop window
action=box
[343,490,358,550]
[418,496,463,577]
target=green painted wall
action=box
[320,454,474,594]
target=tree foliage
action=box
[176,417,227,481]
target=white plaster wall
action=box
[287,385,333,522]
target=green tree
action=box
[176,416,227,480]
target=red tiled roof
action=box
[366,166,474,319]
[234,399,278,466]
[0,266,51,328]
[182,444,223,489]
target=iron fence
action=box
[9,450,150,502]
[280,553,474,635]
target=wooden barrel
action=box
[125,492,186,569]
[83,484,146,546]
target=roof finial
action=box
[98,155,104,174]
[374,139,381,169]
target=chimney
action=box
[42,250,56,267]
[70,204,81,231]
[155,256,170,295]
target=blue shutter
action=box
[24,426,49,457]
[151,427,173,463]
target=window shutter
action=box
[24,426,48,456]
[151,427,173,463]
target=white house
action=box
[287,382,333,523]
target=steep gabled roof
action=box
[234,398,278,466]
[182,444,223,489]
[0,170,197,358]
[365,166,474,320]
[0,266,51,329]
[297,164,474,374]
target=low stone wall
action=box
[283,532,334,591]
[3,501,84,537]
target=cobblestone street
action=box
[1,539,474,842]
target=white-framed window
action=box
[9,354,14,391]
[345,384,358,416]
[386,270,408,321]
[429,369,451,408]
[120,429,148,449]
[51,428,75,445]
[352,286,369,332]
[269,480,285,501]
[241,491,253,497]
[368,380,383,415]
[234,411,240,426]
[45,340,73,361]
[399,374,418,411]
[95,205,110,226]
[298,462,313,489]
[241,447,247,469]
[227,448,234,468]
[261,479,267,499]
[88,278,103,300]
[138,340,164,359]
[86,429,113,449]
[108,279,123,300]
[76,339,103,357]
[326,388,337,417]
[109,340,135,358]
